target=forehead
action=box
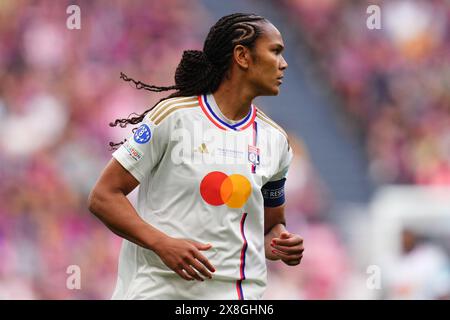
[257,22,284,46]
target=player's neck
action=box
[212,80,254,121]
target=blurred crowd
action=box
[0,0,210,299]
[279,0,450,186]
[275,0,450,299]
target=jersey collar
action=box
[198,94,256,131]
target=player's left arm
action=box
[264,204,304,266]
[263,132,303,265]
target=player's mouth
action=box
[277,76,283,84]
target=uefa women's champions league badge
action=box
[248,145,260,166]
[134,124,152,144]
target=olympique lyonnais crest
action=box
[248,145,260,166]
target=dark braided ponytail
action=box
[109,13,268,150]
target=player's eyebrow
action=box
[272,43,284,51]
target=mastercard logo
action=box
[200,171,252,209]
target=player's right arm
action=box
[88,158,160,250]
[88,99,215,281]
[88,158,215,281]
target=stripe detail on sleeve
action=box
[154,102,199,125]
[255,110,288,141]
[148,96,198,122]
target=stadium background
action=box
[1,0,450,299]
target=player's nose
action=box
[280,55,288,70]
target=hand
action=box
[154,237,216,281]
[270,232,304,266]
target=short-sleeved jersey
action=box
[111,93,293,300]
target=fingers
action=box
[194,251,216,273]
[284,258,302,266]
[271,248,303,265]
[271,248,303,261]
[175,268,194,281]
[271,242,304,255]
[190,258,213,279]
[272,234,303,247]
[189,241,216,276]
[174,262,207,282]
[191,241,213,251]
[182,264,205,281]
[280,232,290,239]
[186,251,216,280]
[168,240,216,282]
[179,246,216,281]
[270,233,304,266]
[178,258,213,282]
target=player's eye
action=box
[273,48,283,55]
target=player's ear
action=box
[233,45,251,69]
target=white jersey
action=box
[111,94,293,300]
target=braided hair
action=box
[109,13,268,149]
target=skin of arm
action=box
[264,204,304,265]
[87,158,215,281]
[87,158,165,250]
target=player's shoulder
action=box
[255,106,290,146]
[145,95,200,125]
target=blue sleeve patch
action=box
[134,124,152,144]
[261,178,286,207]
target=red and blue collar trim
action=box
[198,94,256,131]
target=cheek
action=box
[249,58,276,85]
[257,60,277,77]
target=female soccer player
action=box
[88,13,304,300]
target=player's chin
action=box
[271,87,281,96]
[258,83,281,96]
[265,85,281,96]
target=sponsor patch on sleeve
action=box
[124,141,143,161]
